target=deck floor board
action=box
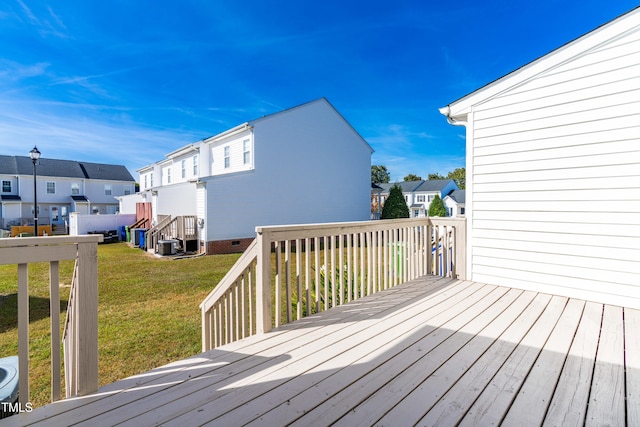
[4,275,638,427]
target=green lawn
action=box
[0,242,240,407]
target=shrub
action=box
[381,184,409,219]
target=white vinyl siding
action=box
[209,131,254,176]
[465,21,640,308]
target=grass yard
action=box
[0,242,241,408]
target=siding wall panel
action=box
[469,25,640,306]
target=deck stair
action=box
[146,215,198,255]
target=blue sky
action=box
[1,1,638,182]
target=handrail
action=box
[201,217,466,351]
[200,239,258,350]
[147,216,198,254]
[0,235,101,404]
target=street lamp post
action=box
[29,146,41,236]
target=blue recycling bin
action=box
[137,229,148,250]
[119,225,126,242]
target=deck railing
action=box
[146,215,198,253]
[201,217,466,351]
[0,235,101,404]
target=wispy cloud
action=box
[0,60,49,81]
[16,0,67,38]
[0,100,204,174]
[366,123,463,181]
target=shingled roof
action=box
[0,155,134,182]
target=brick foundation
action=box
[206,238,255,254]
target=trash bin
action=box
[125,226,130,242]
[137,229,148,250]
[119,225,126,242]
[0,355,19,419]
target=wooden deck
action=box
[5,275,639,426]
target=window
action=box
[2,180,10,193]
[46,182,55,194]
[224,146,230,168]
[150,173,154,187]
[428,195,435,202]
[71,183,80,195]
[193,155,198,175]
[124,185,131,195]
[105,185,112,196]
[144,175,148,189]
[167,168,171,184]
[243,139,251,165]
[416,195,425,203]
[181,160,186,178]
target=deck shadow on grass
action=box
[0,293,67,333]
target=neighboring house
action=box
[371,179,459,218]
[129,98,373,254]
[440,7,640,308]
[0,155,135,230]
[443,189,465,217]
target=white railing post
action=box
[256,228,272,334]
[75,241,99,396]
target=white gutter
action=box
[439,106,467,126]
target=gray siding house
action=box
[1,155,135,231]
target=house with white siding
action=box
[440,7,640,308]
[443,189,465,217]
[131,98,373,254]
[0,155,135,233]
[372,179,458,218]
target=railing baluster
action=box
[275,240,281,328]
[296,239,302,320]
[202,218,466,351]
[305,238,311,317]
[50,261,61,402]
[285,240,292,323]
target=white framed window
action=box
[193,155,198,175]
[105,184,112,196]
[124,185,132,195]
[181,160,186,178]
[224,146,230,168]
[167,168,171,184]
[150,172,154,187]
[144,175,148,189]
[2,180,11,192]
[71,183,80,195]
[46,181,55,194]
[243,139,251,165]
[416,195,425,203]
[428,195,435,202]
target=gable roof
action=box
[414,179,455,192]
[377,180,423,193]
[440,6,640,123]
[376,179,455,194]
[0,155,134,182]
[249,97,374,154]
[445,189,466,204]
